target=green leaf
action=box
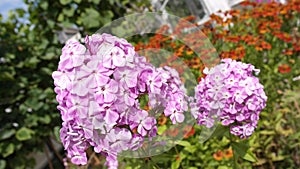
[0,129,16,140]
[259,130,275,135]
[171,159,180,169]
[24,57,40,68]
[100,11,114,24]
[217,166,229,169]
[39,115,51,124]
[176,140,191,147]
[157,125,167,135]
[206,125,229,140]
[243,150,258,162]
[6,53,15,59]
[231,141,249,158]
[54,126,61,142]
[2,143,14,158]
[46,20,55,28]
[59,0,72,5]
[108,0,115,5]
[80,8,101,28]
[0,160,6,169]
[16,127,34,141]
[63,8,75,17]
[57,13,64,22]
[92,0,101,4]
[40,1,48,10]
[74,0,82,3]
[184,145,197,153]
[0,72,14,81]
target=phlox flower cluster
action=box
[190,58,267,138]
[52,33,187,169]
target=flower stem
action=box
[230,131,239,169]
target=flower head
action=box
[53,33,188,168]
[191,58,267,138]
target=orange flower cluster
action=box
[134,15,219,79]
[220,45,246,60]
[134,0,300,81]
[207,0,300,55]
[213,149,233,161]
[161,125,195,139]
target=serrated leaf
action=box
[16,127,33,141]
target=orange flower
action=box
[174,45,185,57]
[170,42,177,49]
[259,28,270,34]
[213,150,223,161]
[293,43,300,52]
[228,9,240,17]
[132,128,138,134]
[224,35,240,43]
[273,32,292,43]
[135,42,144,51]
[283,49,293,56]
[156,25,170,34]
[143,105,150,111]
[255,46,263,51]
[166,128,179,137]
[261,41,272,50]
[183,126,195,139]
[235,45,246,59]
[158,115,167,126]
[210,14,223,24]
[183,15,196,22]
[186,48,194,55]
[240,1,256,7]
[220,51,236,59]
[255,41,272,51]
[224,149,233,159]
[279,8,288,15]
[278,64,291,73]
[185,57,201,69]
